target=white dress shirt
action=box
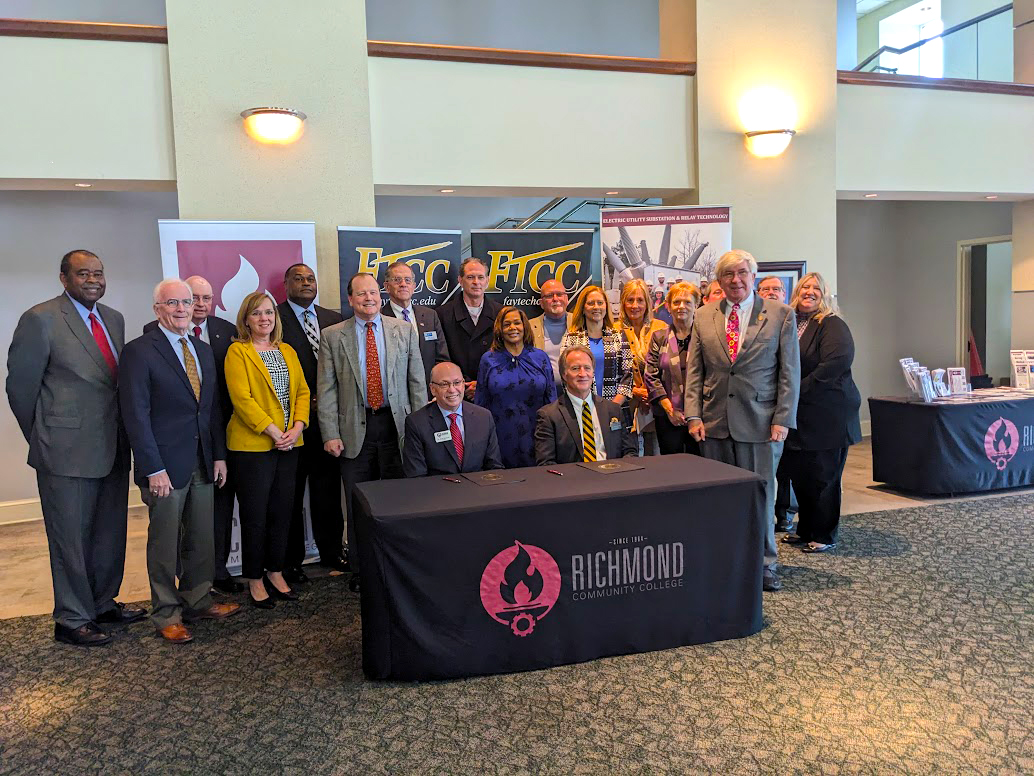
[190,318,210,344]
[566,391,606,461]
[390,300,418,331]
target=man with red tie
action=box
[317,273,426,591]
[7,249,145,646]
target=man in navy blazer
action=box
[120,279,241,643]
[381,260,450,396]
[403,362,503,477]
[144,275,241,592]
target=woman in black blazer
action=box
[780,272,861,553]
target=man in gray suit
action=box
[317,272,426,591]
[685,250,800,592]
[6,249,145,646]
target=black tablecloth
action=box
[869,395,1034,495]
[353,454,764,681]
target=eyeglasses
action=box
[387,276,414,286]
[192,295,213,303]
[431,379,466,389]
[159,298,194,309]
[541,292,568,300]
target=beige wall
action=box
[164,0,376,308]
[689,0,838,285]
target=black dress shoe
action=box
[264,576,299,601]
[249,593,276,610]
[212,577,246,594]
[55,622,112,646]
[319,554,350,573]
[283,566,309,585]
[774,519,794,533]
[762,570,783,592]
[348,573,361,593]
[96,602,147,625]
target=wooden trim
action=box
[838,69,1034,97]
[0,18,167,43]
[367,40,695,75]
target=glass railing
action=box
[856,3,1013,83]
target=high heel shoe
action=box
[264,576,299,601]
[249,592,275,609]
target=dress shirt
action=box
[354,314,388,407]
[190,318,210,344]
[65,292,117,363]
[541,314,567,386]
[389,300,418,330]
[464,301,484,326]
[287,299,319,332]
[437,402,464,442]
[724,291,754,329]
[566,391,607,461]
[157,324,204,383]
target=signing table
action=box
[353,454,764,681]
[869,390,1034,495]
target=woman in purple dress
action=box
[474,306,557,468]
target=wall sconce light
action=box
[240,107,306,145]
[738,88,798,158]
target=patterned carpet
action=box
[1,494,1033,775]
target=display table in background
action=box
[353,454,764,681]
[869,392,1034,495]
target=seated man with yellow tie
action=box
[534,345,636,465]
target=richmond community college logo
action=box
[984,417,1019,471]
[480,541,561,637]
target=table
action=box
[353,454,765,681]
[869,394,1034,495]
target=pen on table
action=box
[547,469,564,476]
[442,477,463,483]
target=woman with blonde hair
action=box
[560,285,633,404]
[619,279,666,454]
[224,292,310,608]
[780,272,861,553]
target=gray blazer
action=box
[316,315,427,459]
[7,294,126,477]
[684,295,800,443]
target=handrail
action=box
[0,17,167,42]
[855,3,1011,72]
[837,69,1034,96]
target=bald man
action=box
[527,279,573,389]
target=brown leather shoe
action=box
[158,623,193,643]
[185,602,242,621]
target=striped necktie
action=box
[581,399,597,462]
[303,310,319,356]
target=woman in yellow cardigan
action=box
[224,292,310,609]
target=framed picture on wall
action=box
[755,261,806,305]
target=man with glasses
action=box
[528,278,572,390]
[402,362,502,477]
[380,260,450,395]
[145,275,241,593]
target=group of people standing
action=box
[7,246,860,647]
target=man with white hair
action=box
[684,250,800,592]
[119,278,241,643]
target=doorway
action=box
[957,236,1012,385]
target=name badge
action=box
[609,417,622,431]
[424,331,438,341]
[434,430,452,443]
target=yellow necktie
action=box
[581,400,597,462]
[179,338,201,400]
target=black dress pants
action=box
[286,419,344,567]
[229,448,299,579]
[780,446,849,545]
[774,457,798,523]
[340,408,403,556]
[654,410,701,456]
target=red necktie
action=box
[89,313,117,379]
[449,412,464,466]
[726,305,740,362]
[366,322,384,410]
[193,325,202,339]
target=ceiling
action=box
[856,0,899,17]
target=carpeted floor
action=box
[1,494,1033,775]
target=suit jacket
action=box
[381,302,450,393]
[437,294,503,381]
[145,315,236,423]
[402,400,503,477]
[119,328,226,488]
[789,314,862,451]
[277,301,343,443]
[317,316,427,459]
[528,312,573,350]
[224,341,310,452]
[6,294,127,478]
[534,393,636,465]
[684,296,800,443]
[644,326,689,412]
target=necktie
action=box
[88,313,117,379]
[581,400,597,462]
[449,412,464,466]
[401,308,411,323]
[727,305,740,362]
[303,310,319,356]
[193,325,202,339]
[179,338,201,400]
[366,322,384,410]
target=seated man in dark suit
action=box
[403,362,503,477]
[535,345,636,465]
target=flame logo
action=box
[500,542,544,606]
[480,540,562,638]
[215,254,272,322]
[983,417,1019,471]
